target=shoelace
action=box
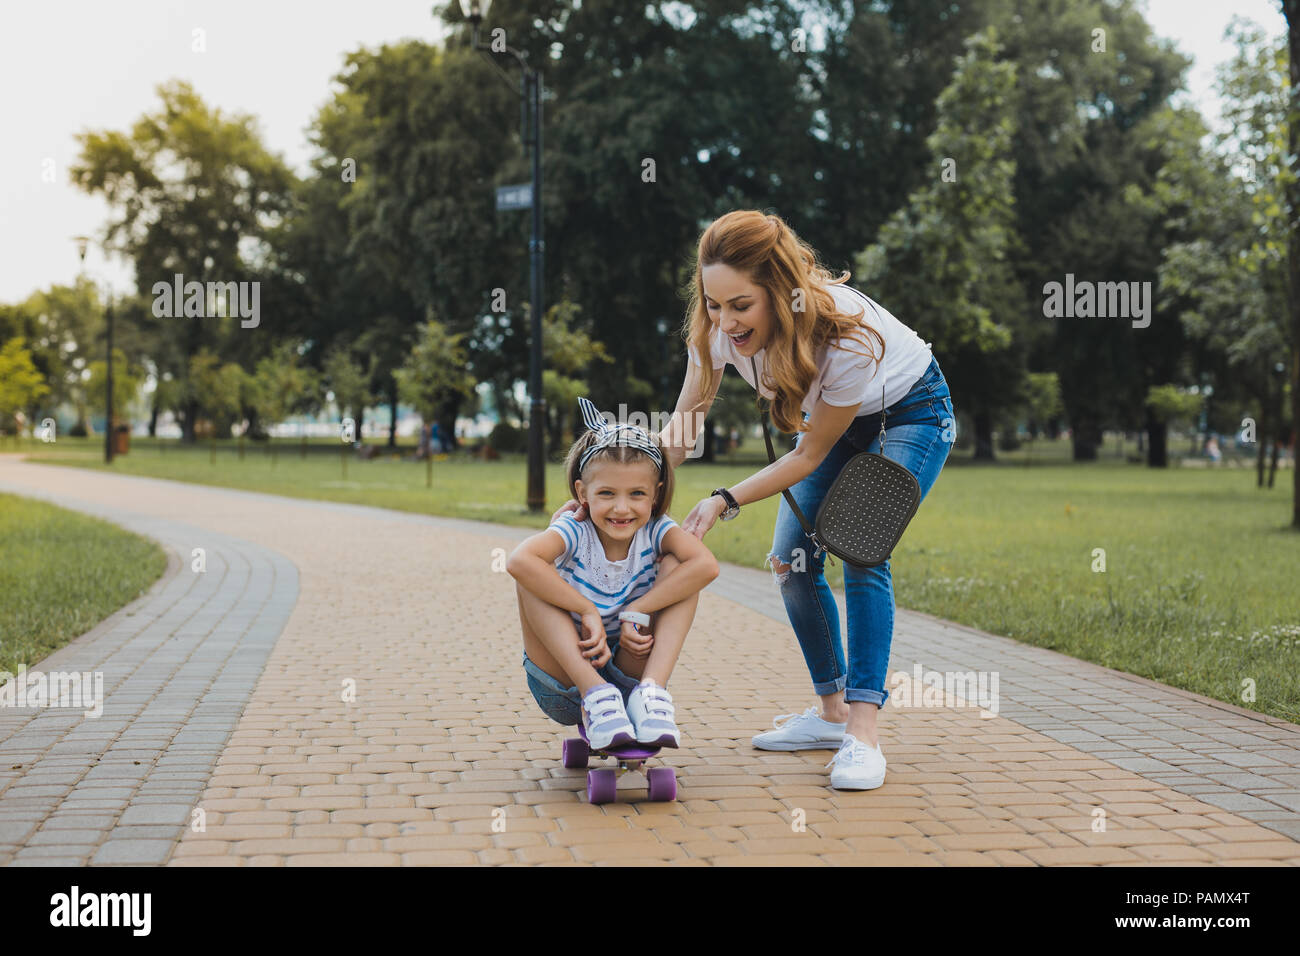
[771,707,819,730]
[825,737,873,770]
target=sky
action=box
[0,0,1287,306]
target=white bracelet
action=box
[618,610,650,627]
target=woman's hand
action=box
[550,498,586,524]
[619,619,654,660]
[681,494,726,540]
[578,611,611,667]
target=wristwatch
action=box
[711,487,740,521]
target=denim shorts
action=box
[522,641,640,726]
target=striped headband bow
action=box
[577,397,664,474]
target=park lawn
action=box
[20,436,1300,723]
[0,491,168,675]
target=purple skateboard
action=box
[563,723,677,805]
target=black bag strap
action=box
[751,356,816,538]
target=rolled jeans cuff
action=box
[813,675,846,696]
[845,687,889,707]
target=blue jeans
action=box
[767,355,954,707]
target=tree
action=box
[0,338,50,435]
[858,29,1026,460]
[322,347,375,445]
[295,40,518,447]
[1,281,101,433]
[1144,384,1203,465]
[85,349,144,427]
[436,0,991,421]
[185,350,246,439]
[997,0,1192,461]
[69,80,297,443]
[245,342,321,439]
[1282,0,1300,525]
[1158,21,1291,485]
[541,298,613,448]
[392,318,476,448]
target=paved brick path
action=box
[1,457,1297,866]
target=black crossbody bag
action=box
[750,355,921,569]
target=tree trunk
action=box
[1257,411,1268,488]
[1071,419,1101,461]
[1145,411,1168,468]
[148,401,159,438]
[973,409,995,460]
[435,396,460,454]
[388,382,398,449]
[701,419,716,462]
[1268,430,1280,488]
[182,399,198,444]
[1288,0,1300,523]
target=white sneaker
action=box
[826,734,886,790]
[581,683,635,751]
[626,679,680,748]
[751,707,846,751]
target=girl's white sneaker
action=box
[581,683,635,751]
[626,679,680,747]
[827,734,886,790]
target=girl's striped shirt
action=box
[547,512,678,635]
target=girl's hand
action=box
[578,611,611,667]
[619,620,654,660]
[550,498,586,524]
[681,494,726,540]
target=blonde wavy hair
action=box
[682,210,885,434]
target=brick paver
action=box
[1,457,1297,866]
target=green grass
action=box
[0,491,168,674]
[17,434,1300,723]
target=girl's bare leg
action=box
[516,582,605,696]
[614,553,699,686]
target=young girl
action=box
[507,397,719,751]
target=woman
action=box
[560,210,954,791]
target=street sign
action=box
[496,183,533,210]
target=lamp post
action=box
[73,235,114,464]
[459,0,547,511]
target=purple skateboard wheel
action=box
[646,766,676,802]
[562,738,589,769]
[587,768,617,804]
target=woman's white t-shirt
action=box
[688,282,934,416]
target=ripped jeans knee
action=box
[765,546,811,586]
